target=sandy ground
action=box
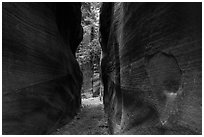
[51,97,109,135]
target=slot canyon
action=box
[2,2,202,135]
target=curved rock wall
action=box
[3,3,83,134]
[100,2,202,135]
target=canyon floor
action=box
[51,97,109,135]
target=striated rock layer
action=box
[100,2,202,135]
[3,2,83,134]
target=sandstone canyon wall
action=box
[100,2,202,135]
[3,3,83,134]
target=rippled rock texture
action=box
[3,2,83,135]
[100,2,202,135]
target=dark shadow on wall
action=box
[2,2,83,135]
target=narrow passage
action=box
[52,3,106,135]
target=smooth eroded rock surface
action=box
[100,2,201,135]
[3,2,83,135]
